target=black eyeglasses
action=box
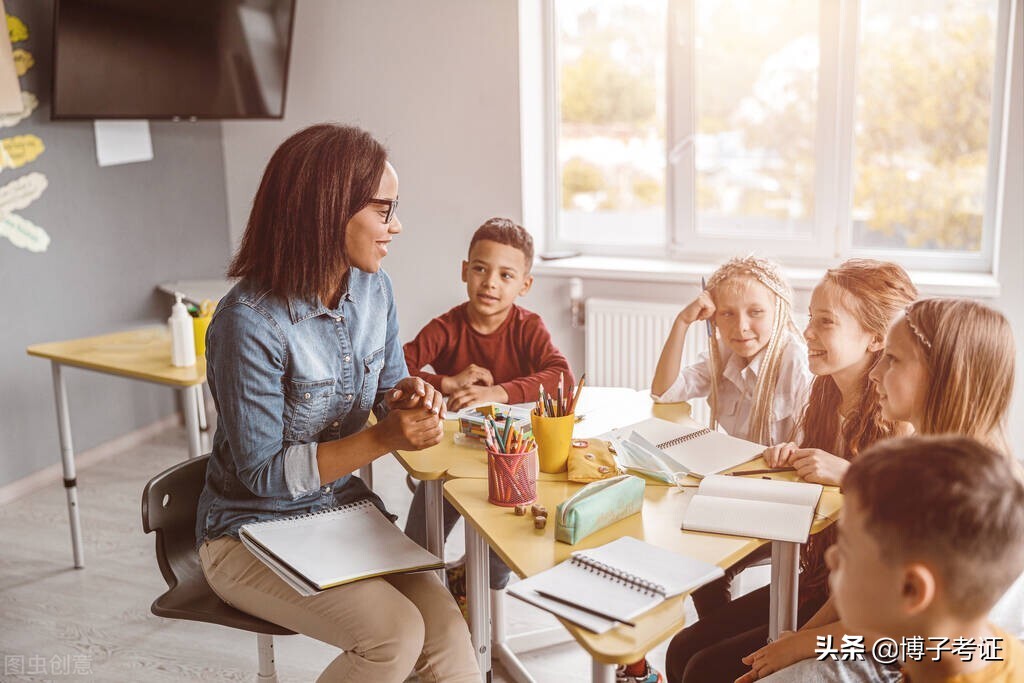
[367,198,399,224]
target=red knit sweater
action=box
[403,303,574,404]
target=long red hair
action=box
[799,259,918,606]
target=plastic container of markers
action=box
[487,447,538,507]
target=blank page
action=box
[682,495,815,543]
[697,475,823,507]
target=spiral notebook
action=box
[507,536,724,633]
[239,499,444,597]
[606,417,766,477]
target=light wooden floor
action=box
[0,423,690,682]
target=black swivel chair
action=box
[142,455,295,681]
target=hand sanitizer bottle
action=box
[169,293,197,367]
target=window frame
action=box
[539,0,1015,273]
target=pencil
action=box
[728,467,797,476]
[569,372,586,413]
[700,276,713,339]
[557,373,564,417]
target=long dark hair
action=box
[228,124,387,300]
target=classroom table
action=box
[389,387,692,567]
[27,326,206,568]
[445,466,843,682]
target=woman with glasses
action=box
[194,124,480,682]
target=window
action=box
[542,0,1014,272]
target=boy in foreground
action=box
[827,435,1024,682]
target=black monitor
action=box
[52,0,296,120]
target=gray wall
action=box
[0,1,232,487]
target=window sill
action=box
[532,255,1001,298]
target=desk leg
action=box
[769,540,799,641]
[591,661,615,683]
[466,523,491,682]
[424,479,445,582]
[181,386,203,459]
[51,363,84,569]
[196,384,208,432]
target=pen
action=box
[700,276,713,339]
[533,589,637,628]
[728,467,797,476]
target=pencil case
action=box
[555,474,645,545]
[566,439,621,483]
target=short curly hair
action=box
[468,217,534,269]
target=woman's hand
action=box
[791,448,850,486]
[679,291,716,325]
[375,405,444,452]
[735,630,815,682]
[388,377,444,417]
[762,442,799,468]
[447,384,509,411]
[441,364,494,394]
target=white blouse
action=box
[652,329,813,446]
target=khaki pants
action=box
[200,536,480,683]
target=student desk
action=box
[389,387,691,564]
[445,470,843,682]
[26,326,206,568]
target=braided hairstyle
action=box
[704,256,800,444]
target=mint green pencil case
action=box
[555,474,645,545]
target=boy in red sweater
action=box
[403,217,574,594]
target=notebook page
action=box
[697,475,823,507]
[240,500,443,591]
[505,585,618,633]
[610,418,765,476]
[575,536,724,597]
[682,495,815,543]
[510,556,662,623]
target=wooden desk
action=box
[445,472,842,682]
[26,326,206,568]
[389,387,692,563]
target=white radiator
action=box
[584,298,710,423]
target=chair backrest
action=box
[142,455,210,591]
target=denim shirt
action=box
[195,268,408,547]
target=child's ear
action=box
[461,260,469,283]
[519,274,534,296]
[868,334,885,353]
[901,563,936,616]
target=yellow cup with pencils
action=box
[192,299,215,357]
[531,411,575,474]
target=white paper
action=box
[94,120,153,167]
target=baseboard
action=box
[0,414,181,506]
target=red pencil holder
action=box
[487,448,538,507]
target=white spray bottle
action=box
[169,293,197,367]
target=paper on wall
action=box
[94,120,153,167]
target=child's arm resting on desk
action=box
[497,314,574,404]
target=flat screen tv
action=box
[52,0,296,120]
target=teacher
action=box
[195,124,480,682]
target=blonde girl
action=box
[666,259,917,683]
[651,255,811,446]
[742,298,1017,683]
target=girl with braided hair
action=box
[651,255,812,447]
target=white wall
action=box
[222,0,523,339]
[222,0,1024,452]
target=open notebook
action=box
[507,536,724,633]
[682,475,823,543]
[607,417,766,478]
[239,499,444,597]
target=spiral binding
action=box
[658,428,712,450]
[247,498,375,529]
[569,554,667,598]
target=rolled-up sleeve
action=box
[651,351,713,403]
[207,304,321,499]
